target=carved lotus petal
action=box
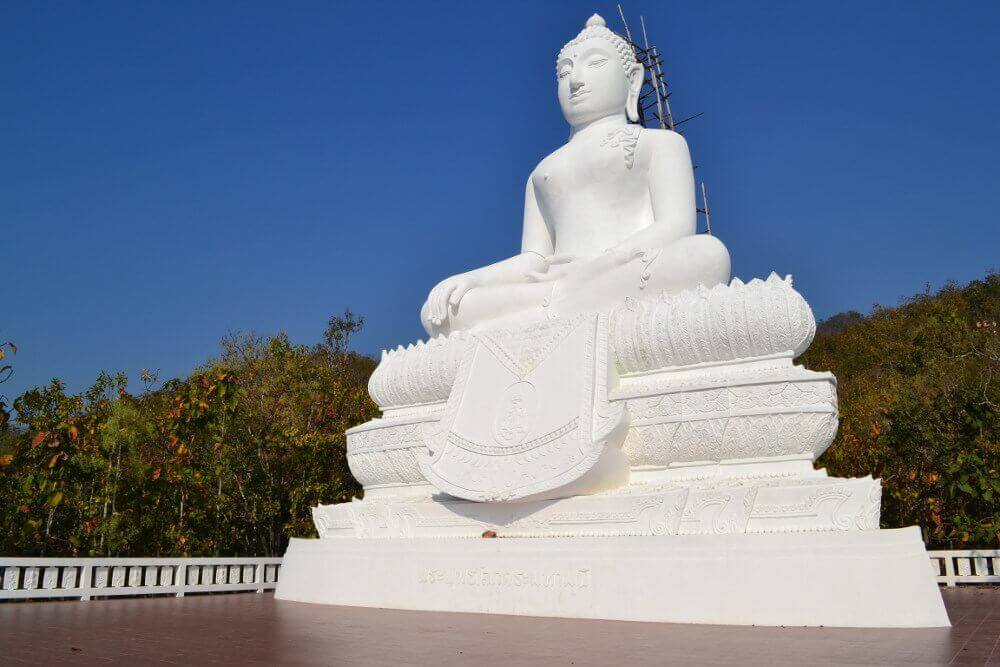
[612,273,816,375]
[367,332,472,409]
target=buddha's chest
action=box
[533,127,648,214]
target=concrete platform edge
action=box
[274,526,950,628]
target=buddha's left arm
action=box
[647,131,698,242]
[611,131,698,253]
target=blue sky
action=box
[3,1,998,400]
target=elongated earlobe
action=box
[626,63,644,123]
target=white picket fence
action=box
[0,557,281,600]
[930,549,1000,587]
[0,550,996,601]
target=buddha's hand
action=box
[605,247,647,266]
[533,249,641,286]
[425,274,480,326]
[524,255,577,283]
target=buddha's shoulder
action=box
[637,127,690,154]
[530,142,572,179]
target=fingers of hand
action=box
[438,284,456,321]
[548,254,575,265]
[431,287,444,323]
[429,285,446,324]
[449,282,471,306]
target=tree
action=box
[0,312,376,557]
[803,273,999,548]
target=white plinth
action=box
[275,526,948,628]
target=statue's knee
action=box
[673,234,731,286]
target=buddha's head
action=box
[556,14,644,128]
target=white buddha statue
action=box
[285,12,948,631]
[421,14,731,336]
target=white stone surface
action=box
[275,527,949,628]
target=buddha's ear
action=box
[626,63,644,123]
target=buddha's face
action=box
[557,38,642,128]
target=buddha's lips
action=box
[570,90,590,102]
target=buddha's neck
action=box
[568,114,628,142]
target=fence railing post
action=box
[79,564,92,601]
[255,561,265,594]
[943,555,956,587]
[175,564,187,598]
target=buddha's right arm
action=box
[423,176,564,331]
[424,252,548,327]
[459,174,554,287]
[424,176,554,326]
[521,174,555,258]
[460,252,549,287]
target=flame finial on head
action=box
[557,13,637,73]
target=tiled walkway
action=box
[0,588,997,666]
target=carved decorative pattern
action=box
[752,488,851,517]
[367,333,473,409]
[854,481,883,531]
[623,374,839,467]
[346,419,431,488]
[624,412,838,468]
[420,314,627,503]
[313,474,882,539]
[477,319,577,377]
[634,248,662,291]
[612,273,817,376]
[601,125,641,169]
[747,477,882,534]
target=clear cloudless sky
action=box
[3,1,999,400]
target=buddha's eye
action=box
[588,58,609,68]
[558,70,570,80]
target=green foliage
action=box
[0,311,376,557]
[802,273,999,548]
[0,338,16,430]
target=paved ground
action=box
[0,588,998,666]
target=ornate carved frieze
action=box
[621,370,839,468]
[312,475,881,539]
[601,124,641,169]
[314,486,690,539]
[746,476,882,533]
[346,417,433,489]
[612,273,816,376]
[367,333,473,410]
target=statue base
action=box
[301,277,949,627]
[275,526,948,627]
